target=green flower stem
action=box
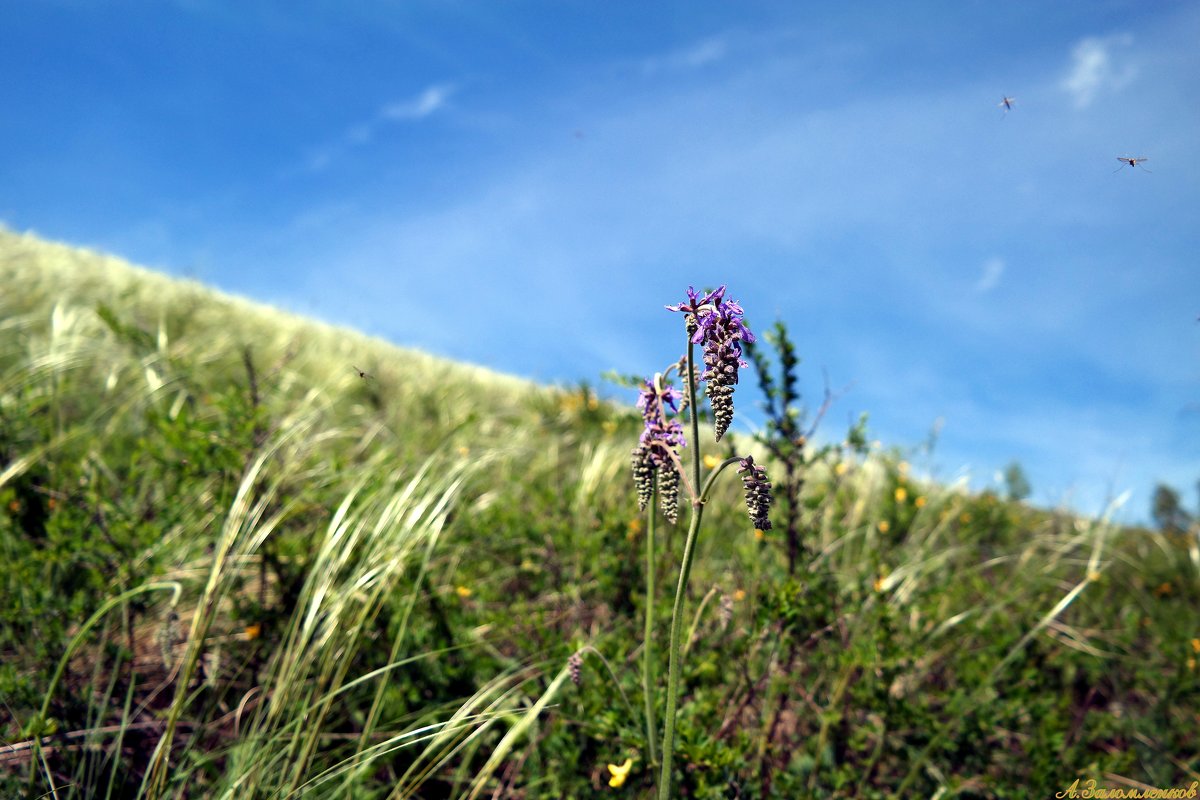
[657,499,702,800]
[656,458,739,800]
[643,478,660,768]
[657,332,740,800]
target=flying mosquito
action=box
[999,96,1015,112]
[1115,156,1150,172]
[352,365,374,380]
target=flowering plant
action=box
[631,285,772,800]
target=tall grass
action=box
[2,229,1197,798]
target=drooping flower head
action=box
[737,455,773,531]
[667,285,756,441]
[631,378,684,522]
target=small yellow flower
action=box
[877,520,890,533]
[959,512,972,524]
[243,623,262,641]
[455,586,473,598]
[1087,571,1101,583]
[914,496,926,508]
[754,528,765,541]
[894,487,907,504]
[607,758,633,788]
[1191,638,1199,654]
[874,574,887,592]
[1155,582,1173,598]
[733,588,746,602]
[457,446,470,457]
[834,462,848,477]
[602,420,618,434]
[703,454,720,469]
[1188,657,1197,672]
[587,396,599,411]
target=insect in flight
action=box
[1114,156,1150,172]
[998,96,1015,112]
[352,365,374,380]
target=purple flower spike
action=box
[686,288,756,441]
[737,455,773,531]
[632,378,685,522]
[665,285,724,315]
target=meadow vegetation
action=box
[1,228,1197,798]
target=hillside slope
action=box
[1,229,1197,799]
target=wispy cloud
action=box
[1060,35,1136,109]
[641,36,728,74]
[975,257,1005,293]
[304,83,456,170]
[382,83,456,120]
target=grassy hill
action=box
[1,228,1197,799]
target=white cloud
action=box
[642,36,728,74]
[975,257,1004,293]
[1060,35,1137,109]
[302,83,455,171]
[382,83,456,120]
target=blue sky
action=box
[2,1,1198,522]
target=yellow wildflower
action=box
[703,454,720,469]
[607,758,633,788]
[455,586,473,598]
[914,496,926,508]
[894,487,907,504]
[877,520,890,533]
[457,446,470,457]
[874,574,887,592]
[602,420,618,434]
[754,528,766,541]
[243,623,262,641]
[733,589,746,602]
[834,463,848,478]
[1087,571,1101,583]
[959,512,972,524]
[1191,638,1200,654]
[1155,582,1173,598]
[587,395,599,411]
[1189,657,1197,672]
